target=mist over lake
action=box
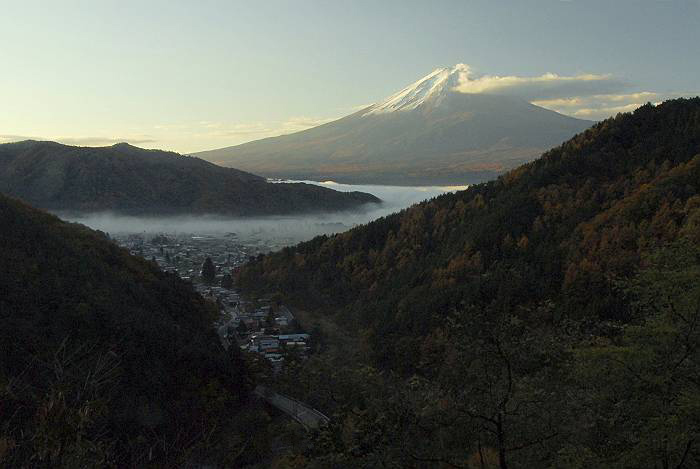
[59,181,468,243]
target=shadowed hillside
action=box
[239,99,700,359]
[0,141,380,216]
[239,100,700,467]
[0,196,259,466]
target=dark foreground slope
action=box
[0,197,253,467]
[239,100,700,467]
[0,141,379,216]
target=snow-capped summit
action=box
[363,64,469,116]
[196,64,593,185]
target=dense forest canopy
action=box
[239,98,700,369]
[239,99,700,468]
[0,195,254,466]
[2,98,699,468]
[0,140,380,216]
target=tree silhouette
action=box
[201,257,216,284]
[221,273,234,289]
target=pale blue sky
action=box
[1,0,698,152]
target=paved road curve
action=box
[254,385,330,430]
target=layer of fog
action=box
[59,181,468,245]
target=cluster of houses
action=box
[220,300,312,368]
[115,232,265,281]
[245,333,311,364]
[114,232,314,370]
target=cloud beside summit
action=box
[447,64,663,120]
[451,65,627,100]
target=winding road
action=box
[254,385,330,430]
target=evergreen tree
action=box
[201,257,216,284]
[221,273,234,289]
[265,310,276,328]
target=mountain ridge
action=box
[195,65,593,185]
[0,140,380,215]
[361,64,468,115]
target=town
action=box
[112,232,312,370]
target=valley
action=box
[3,99,699,468]
[2,3,699,466]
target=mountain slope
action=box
[196,64,592,185]
[0,140,379,215]
[0,195,253,466]
[237,98,700,370]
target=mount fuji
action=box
[195,65,593,185]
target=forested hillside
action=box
[239,99,700,468]
[0,196,257,467]
[239,98,700,368]
[0,141,379,216]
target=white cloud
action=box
[452,65,627,100]
[448,64,698,121]
[568,103,647,119]
[532,92,658,109]
[532,91,682,120]
[447,65,673,120]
